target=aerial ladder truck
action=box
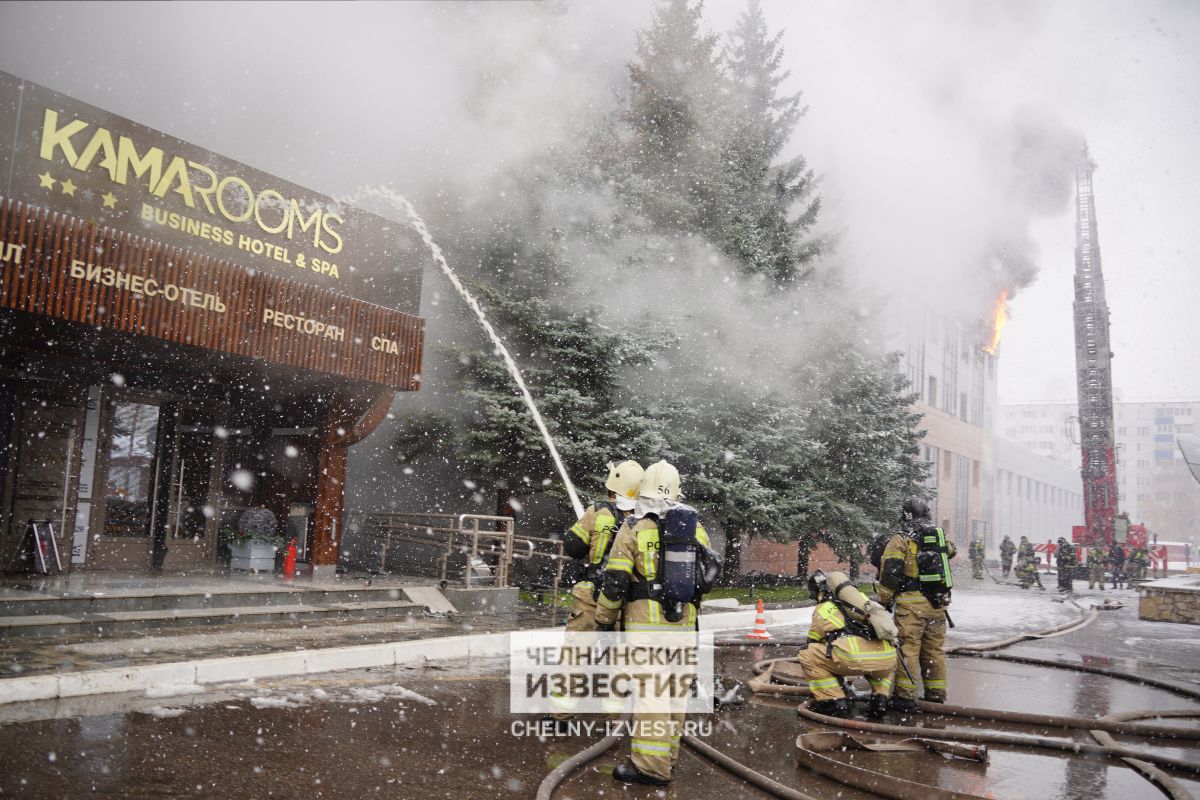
[1070,147,1150,561]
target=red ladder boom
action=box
[1072,146,1118,548]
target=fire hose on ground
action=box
[536,604,1200,800]
[533,731,622,800]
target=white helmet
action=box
[639,460,681,501]
[605,460,644,510]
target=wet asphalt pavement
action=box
[0,581,1197,800]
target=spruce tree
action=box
[671,394,813,576]
[719,0,824,285]
[398,2,929,589]
[444,283,670,516]
[786,339,928,578]
[609,0,726,232]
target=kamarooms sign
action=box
[0,70,420,314]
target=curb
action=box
[0,606,810,705]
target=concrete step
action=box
[0,600,426,639]
[327,600,428,620]
[0,585,427,618]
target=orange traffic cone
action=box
[746,598,772,640]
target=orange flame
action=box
[983,290,1009,354]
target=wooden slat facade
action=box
[0,198,424,390]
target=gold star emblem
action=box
[38,171,56,189]
[60,178,77,197]
[101,192,117,209]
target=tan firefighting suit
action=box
[877,531,956,702]
[968,538,984,579]
[999,536,1016,578]
[1087,546,1107,590]
[1128,548,1150,583]
[562,502,624,632]
[796,601,896,701]
[551,502,625,719]
[594,514,710,783]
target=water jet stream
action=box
[343,186,585,519]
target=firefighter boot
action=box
[613,762,670,787]
[808,698,850,718]
[867,693,889,720]
[888,696,918,713]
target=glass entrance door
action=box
[159,403,226,572]
[87,394,226,571]
[87,397,162,570]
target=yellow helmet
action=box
[605,460,644,508]
[639,459,681,500]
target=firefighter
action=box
[796,570,896,720]
[550,460,643,722]
[999,535,1016,578]
[1087,544,1107,590]
[968,534,985,579]
[1055,537,1077,593]
[594,460,711,787]
[560,460,643,631]
[1017,535,1035,564]
[1128,546,1150,583]
[1108,543,1127,589]
[1016,549,1042,589]
[877,496,955,712]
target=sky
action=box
[0,0,1196,404]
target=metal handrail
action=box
[363,512,513,588]
[507,532,567,599]
[361,511,567,598]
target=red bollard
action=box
[282,538,297,582]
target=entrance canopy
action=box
[0,71,425,575]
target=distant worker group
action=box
[974,533,1146,593]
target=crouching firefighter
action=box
[877,496,956,713]
[550,460,643,722]
[796,570,898,719]
[593,460,722,787]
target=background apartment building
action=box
[1001,401,1200,547]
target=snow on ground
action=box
[144,683,204,698]
[386,686,438,706]
[763,588,1081,644]
[1124,636,1200,650]
[143,706,187,718]
[941,590,1081,643]
[237,682,437,714]
[249,695,306,710]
